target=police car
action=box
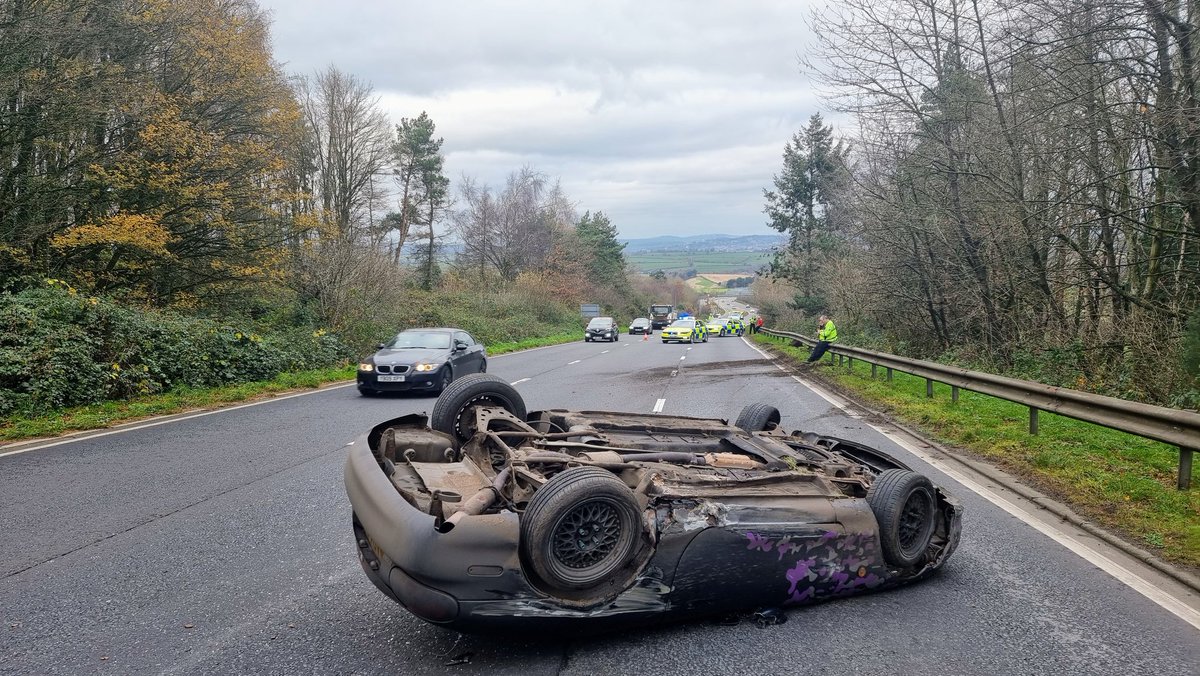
[660,318,708,343]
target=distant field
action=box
[698,273,749,284]
[627,250,772,274]
[686,277,721,292]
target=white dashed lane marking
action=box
[568,360,581,365]
[652,399,666,413]
[509,378,531,385]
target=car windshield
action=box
[650,305,672,314]
[632,319,649,325]
[385,331,451,349]
[670,319,695,327]
[587,317,613,328]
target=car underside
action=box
[344,375,963,634]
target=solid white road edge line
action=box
[3,339,593,459]
[510,378,531,385]
[738,336,1200,631]
[653,399,666,413]
[0,382,357,459]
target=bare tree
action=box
[294,66,391,239]
[452,168,576,281]
[794,0,1200,399]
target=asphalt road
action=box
[2,332,1198,675]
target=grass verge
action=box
[753,333,1200,569]
[0,365,357,443]
[0,330,587,445]
[488,330,581,355]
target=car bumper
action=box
[345,439,533,627]
[357,371,441,392]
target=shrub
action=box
[0,286,351,416]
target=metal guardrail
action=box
[759,328,1198,490]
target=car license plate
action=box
[377,375,405,382]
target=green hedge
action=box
[339,288,583,355]
[0,286,351,416]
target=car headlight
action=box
[414,363,441,372]
[358,363,373,372]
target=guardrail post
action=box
[926,379,933,398]
[952,385,959,403]
[1180,448,1194,490]
[848,357,854,370]
[871,364,877,378]
[886,367,893,382]
[1029,407,1039,435]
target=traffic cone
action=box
[642,332,648,341]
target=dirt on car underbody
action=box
[346,377,962,632]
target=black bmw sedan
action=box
[357,328,486,396]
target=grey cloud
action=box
[260,0,824,236]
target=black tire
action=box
[521,466,642,591]
[358,387,377,397]
[431,374,528,444]
[585,337,591,342]
[479,359,487,373]
[867,469,937,568]
[434,366,453,394]
[734,402,781,432]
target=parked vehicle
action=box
[628,318,653,335]
[661,318,707,343]
[720,315,746,336]
[585,317,620,342]
[648,304,676,330]
[344,375,963,633]
[357,328,486,396]
[704,316,727,336]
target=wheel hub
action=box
[552,500,621,569]
[897,490,932,553]
[454,394,506,439]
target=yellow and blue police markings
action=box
[661,318,709,343]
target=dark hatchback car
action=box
[584,317,619,342]
[628,317,652,335]
[357,328,486,396]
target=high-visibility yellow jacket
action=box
[818,320,838,342]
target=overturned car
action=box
[344,374,962,633]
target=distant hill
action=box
[619,234,784,253]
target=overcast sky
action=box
[258,1,824,239]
